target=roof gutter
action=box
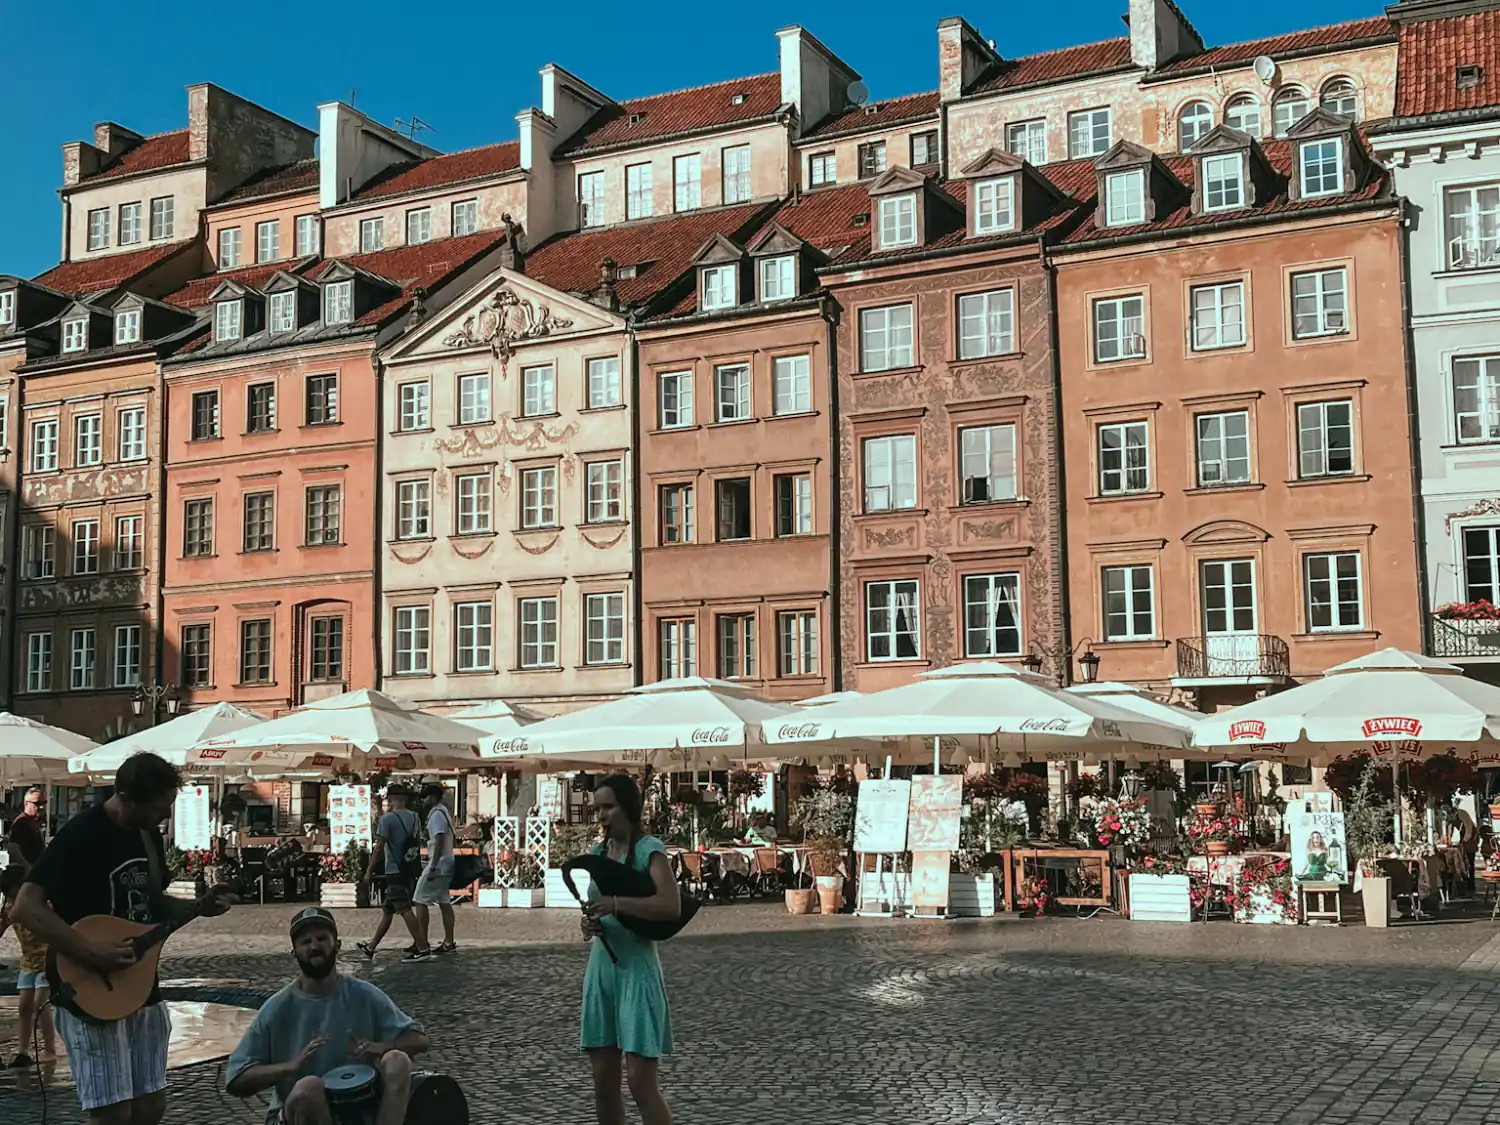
[560,113,784,161]
[1368,105,1500,136]
[816,231,1042,277]
[1138,34,1397,85]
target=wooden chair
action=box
[751,848,782,898]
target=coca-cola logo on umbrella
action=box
[689,726,731,745]
[1228,720,1266,742]
[493,737,529,754]
[1019,718,1070,733]
[777,722,822,740]
[1361,717,1422,739]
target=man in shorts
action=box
[356,785,430,962]
[413,783,457,955]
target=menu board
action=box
[908,775,963,852]
[538,777,563,821]
[174,785,213,851]
[853,779,910,854]
[329,784,373,849]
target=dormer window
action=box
[215,300,243,342]
[1300,138,1343,198]
[1201,154,1245,212]
[325,281,353,325]
[973,178,1015,235]
[700,265,737,311]
[270,291,296,334]
[62,318,88,353]
[1104,171,1145,227]
[114,309,141,345]
[877,194,917,249]
[0,291,14,328]
[759,256,796,302]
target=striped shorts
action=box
[55,1002,172,1111]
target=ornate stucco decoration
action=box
[1445,497,1500,532]
[442,285,574,375]
[960,518,1017,542]
[514,533,561,556]
[581,527,628,551]
[862,525,916,550]
[433,418,580,459]
[388,542,434,566]
[451,538,497,561]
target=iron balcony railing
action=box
[1430,616,1500,659]
[1175,634,1291,680]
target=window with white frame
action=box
[306,373,338,425]
[1463,526,1500,604]
[588,357,622,408]
[256,219,280,262]
[859,303,914,372]
[115,514,143,570]
[715,363,750,422]
[1195,410,1251,486]
[522,365,556,417]
[451,200,478,237]
[863,434,916,511]
[1300,138,1343,197]
[397,480,431,539]
[1098,421,1150,494]
[215,300,242,342]
[586,460,624,523]
[660,483,695,544]
[31,419,58,472]
[877,194,917,248]
[585,593,626,665]
[722,145,751,204]
[1297,399,1354,478]
[239,620,272,684]
[718,613,757,679]
[70,628,97,689]
[25,633,51,693]
[626,164,653,220]
[0,289,14,329]
[960,424,1016,504]
[659,617,697,678]
[809,152,836,186]
[114,308,141,345]
[183,498,214,556]
[674,154,702,211]
[114,624,141,688]
[191,390,219,440]
[1305,551,1363,630]
[1103,565,1155,640]
[62,318,88,353]
[1093,295,1145,361]
[1290,268,1347,338]
[324,280,353,325]
[1454,356,1500,443]
[1321,78,1360,121]
[359,217,384,252]
[87,208,110,250]
[455,472,493,534]
[659,371,693,428]
[958,289,1015,359]
[393,606,431,674]
[455,601,494,671]
[180,624,211,686]
[1225,96,1263,137]
[269,291,296,333]
[150,196,174,240]
[577,172,605,228]
[1190,281,1245,349]
[778,611,818,676]
[405,207,432,244]
[458,373,490,424]
[304,485,341,546]
[759,255,796,302]
[74,413,102,466]
[858,141,887,179]
[1069,107,1112,157]
[775,473,812,536]
[1104,170,1145,227]
[700,265,737,310]
[773,354,810,414]
[1179,101,1214,151]
[1006,119,1048,164]
[119,202,142,246]
[72,519,100,574]
[521,466,558,528]
[22,525,55,579]
[519,596,559,667]
[866,579,920,661]
[974,177,1015,235]
[295,214,319,255]
[399,381,431,431]
[911,131,940,166]
[1443,184,1500,269]
[218,227,241,268]
[1273,88,1311,137]
[1202,153,1245,211]
[963,572,1021,657]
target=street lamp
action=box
[1020,650,1044,674]
[1076,643,1102,684]
[132,683,181,726]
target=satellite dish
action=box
[1252,55,1277,85]
[846,80,870,107]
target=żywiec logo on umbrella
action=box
[689,726,731,745]
[1361,717,1422,739]
[1228,720,1266,741]
[776,722,822,741]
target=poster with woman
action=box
[1289,804,1348,885]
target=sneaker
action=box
[400,948,433,963]
[435,941,457,955]
[9,1054,32,1069]
[356,941,376,960]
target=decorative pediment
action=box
[960,148,1026,178]
[866,165,929,197]
[1286,107,1356,140]
[209,279,260,302]
[442,284,577,361]
[1095,139,1158,173]
[1445,497,1500,532]
[690,233,746,267]
[1182,520,1271,546]
[746,223,806,257]
[264,270,316,295]
[1190,125,1256,156]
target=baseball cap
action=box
[289,907,338,939]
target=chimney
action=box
[594,257,619,312]
[1126,0,1203,72]
[777,25,860,137]
[92,122,143,160]
[938,17,1002,104]
[62,141,106,187]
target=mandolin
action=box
[46,885,234,1024]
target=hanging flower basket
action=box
[1194,800,1222,818]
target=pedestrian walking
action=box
[0,866,57,1067]
[413,783,457,955]
[357,785,430,962]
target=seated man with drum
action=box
[227,907,427,1125]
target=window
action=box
[243,492,275,551]
[1098,421,1150,494]
[62,318,88,353]
[115,514,143,570]
[964,573,1021,657]
[521,466,558,528]
[181,624,212,687]
[457,372,490,424]
[302,374,337,425]
[1300,139,1342,198]
[1202,154,1244,212]
[393,606,431,674]
[119,202,142,246]
[858,141,887,178]
[522,365,556,417]
[586,593,626,665]
[192,390,219,439]
[1321,78,1360,121]
[722,145,751,204]
[0,289,13,328]
[256,220,280,263]
[859,303,914,372]
[1190,281,1245,349]
[957,289,1014,359]
[715,364,750,422]
[577,172,605,228]
[150,196,174,240]
[863,434,917,511]
[114,308,141,345]
[405,208,432,244]
[31,419,58,471]
[760,255,796,302]
[911,130,939,166]
[519,597,560,668]
[88,208,110,250]
[660,484,695,544]
[659,371,694,428]
[1464,526,1500,604]
[1220,95,1261,137]
[295,214,319,256]
[1305,552,1363,631]
[716,477,752,542]
[778,611,819,676]
[1093,295,1145,361]
[776,473,812,536]
[74,413,102,466]
[1445,184,1500,269]
[877,194,916,248]
[1104,170,1145,226]
[247,382,276,433]
[674,154,702,211]
[1069,108,1112,157]
[215,300,243,342]
[960,424,1017,503]
[359,217,384,252]
[218,227,241,268]
[973,178,1015,235]
[585,357,621,409]
[1196,411,1251,486]
[1178,102,1213,151]
[240,620,272,684]
[1005,119,1048,165]
[399,381,431,431]
[22,525,55,579]
[324,281,353,325]
[1297,400,1354,478]
[586,460,623,523]
[809,152,837,186]
[1291,268,1347,338]
[455,472,493,533]
[269,291,296,333]
[773,355,810,414]
[626,164,653,220]
[305,485,341,545]
[1273,89,1311,137]
[397,481,431,539]
[1103,566,1155,640]
[113,625,141,688]
[718,614,757,678]
[700,265,737,311]
[451,200,478,237]
[183,498,214,556]
[659,618,697,678]
[26,633,52,693]
[1454,356,1500,443]
[72,519,100,575]
[311,617,344,682]
[866,579,920,661]
[454,602,494,671]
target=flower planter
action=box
[544,867,590,908]
[1361,875,1392,928]
[476,886,507,908]
[815,875,844,915]
[1194,802,1222,818]
[1128,873,1193,922]
[167,879,199,900]
[504,887,544,908]
[785,888,816,915]
[319,881,360,909]
[948,873,996,918]
[1204,839,1231,857]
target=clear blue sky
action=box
[0,0,1383,277]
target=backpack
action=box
[388,809,424,879]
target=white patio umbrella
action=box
[795,691,864,707]
[0,713,98,784]
[449,698,546,739]
[1067,683,1205,733]
[68,702,267,778]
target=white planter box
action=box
[504,888,544,908]
[545,867,591,908]
[1128,873,1192,923]
[476,886,507,909]
[319,882,359,909]
[858,870,911,914]
[167,880,199,900]
[948,873,996,918]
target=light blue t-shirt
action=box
[376,809,421,876]
[226,975,417,1111]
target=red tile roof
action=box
[353,142,522,201]
[215,158,320,205]
[766,185,875,258]
[164,261,310,311]
[560,73,784,155]
[320,229,513,326]
[1156,15,1395,74]
[803,91,941,141]
[1393,12,1500,118]
[969,38,1135,96]
[79,130,193,183]
[32,242,192,296]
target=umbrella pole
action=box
[932,736,940,776]
[44,782,53,841]
[1392,761,1403,847]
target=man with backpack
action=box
[357,785,431,963]
[413,784,458,956]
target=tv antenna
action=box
[395,115,435,140]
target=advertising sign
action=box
[329,784,373,849]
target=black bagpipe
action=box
[560,852,700,963]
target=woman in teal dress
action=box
[580,774,679,1125]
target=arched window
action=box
[1321,78,1359,121]
[1178,101,1214,151]
[1224,95,1262,138]
[1272,87,1311,137]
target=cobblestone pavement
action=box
[6,906,1500,1124]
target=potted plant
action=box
[951,773,1013,917]
[1186,811,1248,856]
[1126,853,1192,922]
[1225,857,1300,924]
[320,841,370,909]
[544,820,600,907]
[784,870,816,915]
[1343,759,1393,927]
[501,849,545,907]
[1088,796,1153,851]
[792,783,853,915]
